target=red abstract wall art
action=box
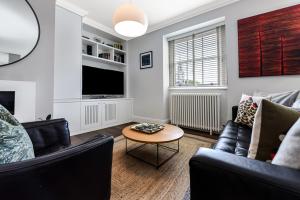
[238,4,300,77]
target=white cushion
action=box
[253,90,300,107]
[272,118,300,169]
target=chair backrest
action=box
[22,118,71,156]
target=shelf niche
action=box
[82,24,127,66]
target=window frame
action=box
[168,24,227,89]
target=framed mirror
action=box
[0,0,40,66]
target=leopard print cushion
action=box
[235,97,258,127]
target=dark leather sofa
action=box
[0,119,114,200]
[189,107,300,200]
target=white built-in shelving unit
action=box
[54,7,133,136]
[82,36,126,66]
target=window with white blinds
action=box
[169,25,226,87]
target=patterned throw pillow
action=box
[235,95,259,127]
[0,105,35,164]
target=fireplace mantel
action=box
[0,80,36,122]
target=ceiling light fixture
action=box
[113,2,148,38]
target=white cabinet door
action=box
[54,7,82,100]
[53,102,81,135]
[117,100,133,124]
[81,101,101,131]
[101,101,118,128]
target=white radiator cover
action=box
[170,93,221,132]
[104,103,117,122]
[81,102,101,131]
[84,104,100,126]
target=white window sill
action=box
[168,86,228,90]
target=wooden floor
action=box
[71,122,134,145]
[71,122,219,145]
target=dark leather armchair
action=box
[0,119,114,200]
[189,107,300,200]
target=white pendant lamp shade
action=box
[113,3,148,37]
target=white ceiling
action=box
[58,0,239,40]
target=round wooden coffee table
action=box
[122,124,184,168]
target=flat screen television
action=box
[82,65,124,96]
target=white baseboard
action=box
[133,115,170,124]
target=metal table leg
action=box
[125,139,180,169]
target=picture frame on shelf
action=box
[140,51,153,69]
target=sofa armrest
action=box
[232,105,238,120]
[22,119,71,156]
[0,135,114,200]
[189,148,300,200]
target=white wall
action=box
[128,0,300,124]
[0,0,55,120]
[128,31,166,122]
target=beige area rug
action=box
[111,134,215,200]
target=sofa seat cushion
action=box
[214,121,252,157]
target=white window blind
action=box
[169,25,226,87]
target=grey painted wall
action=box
[0,0,55,119]
[128,0,300,124]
